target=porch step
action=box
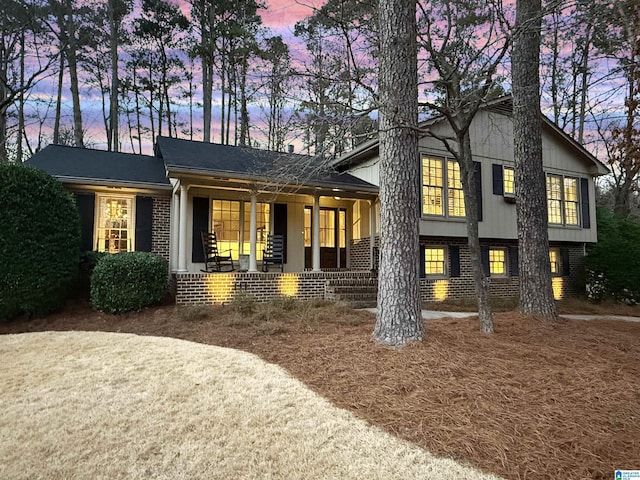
[325,277,378,308]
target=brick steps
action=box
[325,277,378,308]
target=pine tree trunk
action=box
[65,0,84,147]
[53,52,64,145]
[108,0,119,152]
[512,0,558,321]
[373,0,423,346]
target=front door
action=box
[304,207,347,269]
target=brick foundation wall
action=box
[175,271,378,305]
[175,241,588,305]
[152,196,171,261]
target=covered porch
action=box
[168,178,379,276]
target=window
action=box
[564,178,579,225]
[422,157,444,215]
[503,167,515,195]
[425,247,446,275]
[489,248,506,276]
[422,157,465,217]
[549,248,560,275]
[547,174,580,225]
[304,207,346,248]
[212,200,270,260]
[96,195,134,253]
[242,202,270,260]
[447,161,465,217]
[212,200,241,259]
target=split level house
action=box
[27,99,608,305]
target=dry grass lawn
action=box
[0,330,500,480]
[2,298,639,480]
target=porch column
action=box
[178,184,188,272]
[248,193,258,272]
[312,193,321,272]
[170,190,179,272]
[369,198,376,270]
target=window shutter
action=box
[192,197,210,263]
[474,161,483,221]
[561,247,570,276]
[274,203,287,263]
[419,246,426,278]
[75,192,95,251]
[509,245,519,276]
[481,245,490,277]
[492,164,504,195]
[580,178,590,229]
[135,196,153,252]
[449,245,460,277]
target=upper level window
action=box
[489,248,506,276]
[503,167,515,195]
[547,174,580,226]
[96,195,134,253]
[447,161,465,217]
[422,157,444,215]
[425,247,446,275]
[564,178,579,225]
[422,157,465,217]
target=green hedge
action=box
[0,163,80,320]
[585,208,640,303]
[90,252,168,313]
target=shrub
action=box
[0,163,80,320]
[90,252,168,314]
[585,208,640,303]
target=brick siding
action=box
[175,271,376,305]
[152,195,171,261]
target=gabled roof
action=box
[156,136,378,193]
[26,144,171,189]
[333,96,610,176]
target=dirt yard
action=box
[2,299,639,480]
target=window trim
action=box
[211,199,272,260]
[549,247,561,277]
[488,247,508,277]
[94,193,136,253]
[424,246,448,277]
[421,156,466,219]
[546,173,581,227]
[503,166,515,197]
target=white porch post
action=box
[178,184,188,272]
[369,198,376,270]
[312,193,321,272]
[248,193,258,272]
[170,190,180,272]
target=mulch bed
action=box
[2,302,639,480]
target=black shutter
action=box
[449,245,460,277]
[492,164,504,195]
[474,161,483,221]
[273,203,287,263]
[419,246,426,278]
[75,192,95,251]
[509,245,519,276]
[135,196,153,252]
[561,247,571,276]
[580,178,591,229]
[481,245,490,276]
[192,197,210,263]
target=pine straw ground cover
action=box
[2,299,639,480]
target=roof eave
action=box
[53,175,172,191]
